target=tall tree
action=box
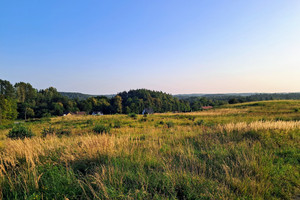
[0,79,15,98]
[15,82,36,103]
[0,96,18,124]
[112,95,122,114]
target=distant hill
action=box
[61,91,300,101]
[60,92,114,100]
[174,93,257,99]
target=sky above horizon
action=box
[1,1,300,95]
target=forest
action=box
[1,78,300,125]
[0,79,193,124]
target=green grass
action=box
[0,100,299,199]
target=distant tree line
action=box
[0,79,193,124]
[1,78,300,124]
[196,93,300,104]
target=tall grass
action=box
[0,100,299,199]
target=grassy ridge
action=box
[0,100,299,199]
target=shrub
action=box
[42,125,56,137]
[294,108,299,112]
[140,118,147,122]
[194,119,204,126]
[128,113,137,119]
[166,121,174,128]
[140,135,146,140]
[7,125,34,139]
[113,121,121,128]
[188,116,196,121]
[55,129,71,137]
[42,126,71,137]
[93,124,110,134]
[86,119,93,125]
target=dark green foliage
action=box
[112,95,123,114]
[194,119,204,126]
[0,123,13,130]
[228,98,240,104]
[93,124,110,134]
[294,108,299,112]
[42,125,56,137]
[118,89,191,114]
[243,130,261,140]
[86,119,93,125]
[140,117,147,122]
[55,129,71,137]
[0,79,15,98]
[128,113,137,119]
[60,92,96,100]
[166,121,174,128]
[7,124,34,139]
[140,135,146,140]
[188,116,196,121]
[113,120,121,128]
[42,125,71,137]
[0,96,18,124]
[0,79,18,123]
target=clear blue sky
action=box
[1,0,300,94]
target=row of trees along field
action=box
[2,78,299,124]
[1,79,218,124]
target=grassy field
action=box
[0,100,299,199]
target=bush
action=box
[86,119,93,125]
[128,113,137,119]
[42,126,71,137]
[93,124,110,134]
[140,118,147,122]
[7,125,34,139]
[55,129,71,137]
[194,119,204,126]
[42,125,56,137]
[294,108,299,112]
[113,120,121,128]
[188,116,196,121]
[166,121,174,128]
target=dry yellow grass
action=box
[0,101,299,199]
[158,108,248,116]
[218,120,300,132]
[0,134,121,176]
[1,119,299,179]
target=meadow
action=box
[0,100,299,199]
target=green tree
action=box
[0,79,15,98]
[52,102,64,116]
[25,107,35,119]
[14,82,36,103]
[112,95,122,114]
[125,106,131,114]
[0,96,18,124]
